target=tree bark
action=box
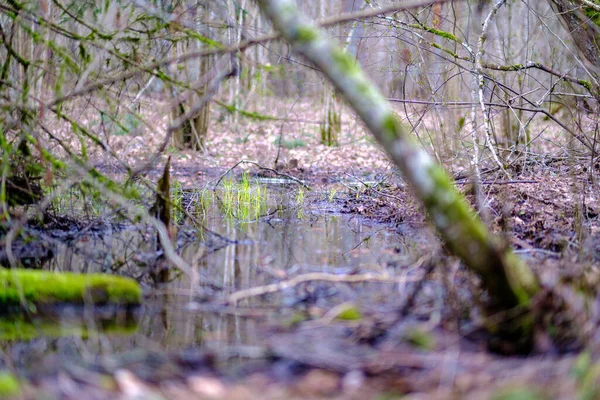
[547,0,600,99]
[256,0,540,351]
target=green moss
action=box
[336,305,362,321]
[430,42,458,58]
[421,162,539,309]
[408,23,461,43]
[355,80,379,101]
[381,113,402,142]
[424,163,489,245]
[0,269,142,307]
[502,250,540,302]
[0,372,20,398]
[403,327,435,350]
[217,102,279,121]
[496,63,524,71]
[294,25,318,43]
[579,79,593,91]
[182,28,224,49]
[332,48,361,76]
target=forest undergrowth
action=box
[6,99,600,400]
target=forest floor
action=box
[6,100,600,399]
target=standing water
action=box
[1,182,433,377]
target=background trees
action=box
[2,0,596,175]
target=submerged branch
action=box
[228,272,423,304]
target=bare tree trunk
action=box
[320,89,341,146]
[547,0,600,99]
[319,0,342,147]
[256,0,542,352]
[171,1,212,151]
[189,54,212,151]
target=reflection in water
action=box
[1,187,433,375]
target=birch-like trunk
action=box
[256,0,541,351]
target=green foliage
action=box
[219,174,267,222]
[328,188,338,202]
[584,3,600,27]
[579,79,593,91]
[281,311,309,327]
[193,189,214,219]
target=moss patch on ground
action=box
[0,269,142,308]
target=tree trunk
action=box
[188,54,212,152]
[547,0,600,100]
[256,0,541,352]
[320,89,341,146]
[171,1,212,151]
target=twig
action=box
[228,272,423,304]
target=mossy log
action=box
[0,269,142,308]
[256,0,541,351]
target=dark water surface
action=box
[1,185,434,375]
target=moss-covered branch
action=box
[257,0,541,350]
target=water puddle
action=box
[1,183,435,374]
